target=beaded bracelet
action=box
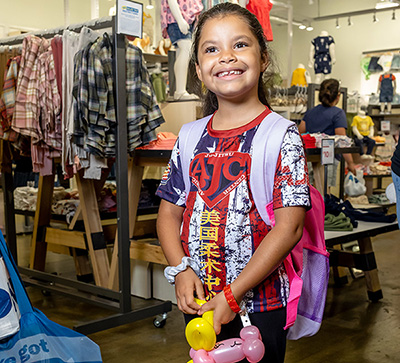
[223,285,241,313]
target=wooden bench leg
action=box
[30,174,55,270]
[358,236,383,302]
[331,245,349,285]
[76,173,110,287]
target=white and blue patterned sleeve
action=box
[273,125,311,209]
[155,138,187,206]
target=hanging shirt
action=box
[63,27,100,178]
[12,35,48,138]
[246,0,273,41]
[377,54,393,73]
[0,56,21,142]
[160,0,204,38]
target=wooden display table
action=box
[325,220,398,301]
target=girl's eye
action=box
[205,46,217,53]
[235,42,248,49]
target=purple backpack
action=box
[179,111,329,340]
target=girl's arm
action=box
[198,205,305,334]
[298,120,306,134]
[335,126,357,175]
[157,199,205,314]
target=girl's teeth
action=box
[218,70,241,77]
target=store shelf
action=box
[143,53,168,64]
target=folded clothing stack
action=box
[325,194,397,225]
[347,195,370,206]
[301,134,317,148]
[325,212,353,231]
[369,163,390,175]
[136,132,177,150]
[368,194,391,205]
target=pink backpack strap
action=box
[266,202,303,330]
[283,254,303,329]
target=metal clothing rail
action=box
[0,13,171,335]
[0,16,113,46]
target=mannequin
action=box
[378,72,396,114]
[161,0,203,100]
[308,31,336,84]
[291,63,311,87]
[351,106,375,160]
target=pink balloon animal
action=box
[189,325,265,363]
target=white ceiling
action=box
[271,0,398,23]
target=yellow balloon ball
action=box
[185,316,216,351]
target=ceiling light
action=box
[375,1,399,9]
[306,25,314,31]
[393,9,397,19]
[146,0,154,10]
[348,16,353,26]
[335,18,340,28]
[299,24,307,30]
[373,12,379,22]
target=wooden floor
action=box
[11,227,400,362]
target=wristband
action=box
[164,256,201,285]
[223,285,241,313]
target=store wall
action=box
[270,7,400,95]
[0,0,123,36]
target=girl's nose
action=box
[219,50,236,64]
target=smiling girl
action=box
[156,3,311,362]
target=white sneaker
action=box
[361,154,369,159]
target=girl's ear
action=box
[195,63,203,82]
[261,52,269,72]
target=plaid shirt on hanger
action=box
[0,56,21,142]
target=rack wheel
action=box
[153,313,168,328]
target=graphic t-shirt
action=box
[156,109,310,313]
[351,115,374,136]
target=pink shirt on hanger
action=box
[160,0,203,38]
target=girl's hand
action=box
[197,291,236,335]
[175,268,205,314]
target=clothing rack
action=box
[0,14,171,335]
[0,16,113,46]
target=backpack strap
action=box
[178,115,212,200]
[250,112,294,225]
[250,112,304,331]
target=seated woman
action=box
[298,79,356,192]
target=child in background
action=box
[156,3,310,362]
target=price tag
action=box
[321,139,334,165]
[381,120,391,132]
[117,0,143,37]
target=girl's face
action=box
[195,14,268,104]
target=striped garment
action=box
[0,56,20,142]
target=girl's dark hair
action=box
[319,79,340,107]
[189,3,277,116]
